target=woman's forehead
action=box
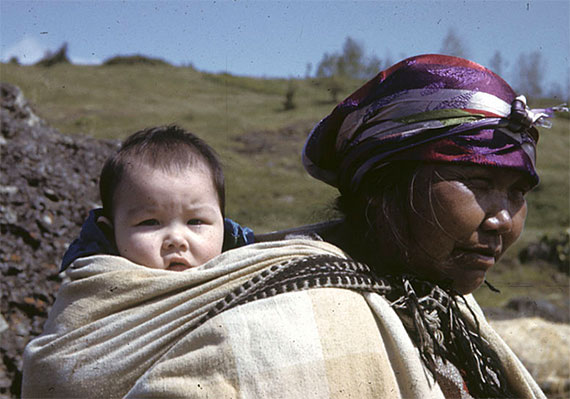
[421,163,528,180]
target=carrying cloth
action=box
[22,239,544,398]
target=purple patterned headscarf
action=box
[302,54,567,194]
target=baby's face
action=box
[112,163,224,271]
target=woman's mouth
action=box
[456,247,500,269]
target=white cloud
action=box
[1,36,48,64]
[69,56,102,66]
[1,37,102,65]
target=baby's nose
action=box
[162,229,188,251]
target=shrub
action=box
[283,80,296,110]
[313,76,344,103]
[519,230,570,274]
[103,55,170,66]
[35,43,71,67]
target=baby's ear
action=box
[96,215,113,230]
[96,215,116,242]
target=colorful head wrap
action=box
[302,54,567,194]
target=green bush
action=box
[103,55,170,66]
[35,43,71,67]
[519,230,570,274]
[283,80,296,110]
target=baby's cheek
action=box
[117,234,148,260]
[206,228,224,255]
[114,237,127,256]
[117,242,134,260]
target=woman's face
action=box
[405,164,530,294]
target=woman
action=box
[293,54,560,397]
[23,55,565,398]
[250,54,564,398]
[300,53,542,298]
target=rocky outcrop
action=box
[0,83,118,397]
[490,317,570,397]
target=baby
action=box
[95,125,227,271]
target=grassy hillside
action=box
[1,63,350,232]
[2,62,568,307]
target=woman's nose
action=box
[482,209,513,234]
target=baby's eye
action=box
[137,219,159,226]
[187,219,204,226]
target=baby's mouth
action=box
[167,259,191,271]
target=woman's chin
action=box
[451,269,487,295]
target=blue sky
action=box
[1,1,569,95]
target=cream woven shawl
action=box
[22,239,544,398]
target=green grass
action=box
[474,258,569,310]
[2,62,568,307]
[0,64,340,142]
[1,62,348,233]
[524,117,570,235]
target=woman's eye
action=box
[188,219,204,226]
[137,219,159,226]
[510,185,530,198]
[463,178,491,189]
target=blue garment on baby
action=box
[60,208,255,271]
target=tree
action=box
[283,80,297,111]
[564,67,570,102]
[305,63,312,78]
[35,43,71,67]
[326,76,344,103]
[440,28,468,58]
[316,52,339,78]
[103,54,170,66]
[363,54,382,79]
[547,82,564,101]
[315,37,380,80]
[382,50,394,71]
[488,51,506,76]
[337,37,365,78]
[314,37,382,103]
[315,52,344,103]
[514,51,546,99]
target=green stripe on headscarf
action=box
[395,109,485,126]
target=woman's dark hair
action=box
[99,125,225,219]
[335,161,422,272]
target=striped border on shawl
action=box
[193,254,514,398]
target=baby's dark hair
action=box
[99,125,225,219]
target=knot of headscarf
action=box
[302,54,568,194]
[507,95,567,132]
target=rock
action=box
[506,296,569,323]
[0,315,8,334]
[0,83,118,398]
[490,317,570,397]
